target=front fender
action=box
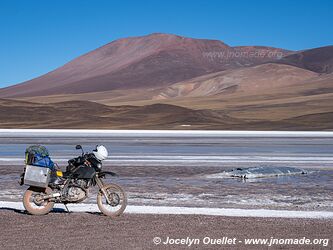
[99,171,118,178]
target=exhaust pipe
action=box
[43,193,61,199]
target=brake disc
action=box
[108,192,120,207]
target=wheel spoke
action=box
[97,184,127,217]
[23,187,54,215]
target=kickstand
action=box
[64,203,71,213]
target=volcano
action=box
[0,33,288,98]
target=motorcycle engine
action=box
[67,181,87,202]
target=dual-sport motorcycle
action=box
[20,145,127,217]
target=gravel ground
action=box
[0,209,332,249]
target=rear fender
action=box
[19,172,25,185]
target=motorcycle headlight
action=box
[96,163,102,170]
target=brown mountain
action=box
[275,45,333,73]
[0,34,332,130]
[0,33,288,98]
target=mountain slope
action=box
[0,33,288,98]
[275,45,333,73]
[154,63,318,99]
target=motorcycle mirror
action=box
[75,145,84,156]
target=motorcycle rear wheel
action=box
[97,184,127,217]
[23,187,54,215]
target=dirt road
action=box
[0,209,331,249]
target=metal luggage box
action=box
[24,165,51,188]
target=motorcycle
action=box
[20,145,127,217]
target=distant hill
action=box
[1,99,332,130]
[275,46,333,73]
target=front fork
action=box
[95,175,112,204]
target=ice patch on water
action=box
[126,191,333,210]
[219,194,330,207]
[1,201,333,218]
[207,166,307,179]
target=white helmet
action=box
[93,145,108,161]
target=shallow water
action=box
[1,164,332,211]
[0,136,332,211]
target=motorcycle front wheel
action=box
[23,187,54,215]
[97,184,127,217]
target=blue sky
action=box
[0,0,332,87]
